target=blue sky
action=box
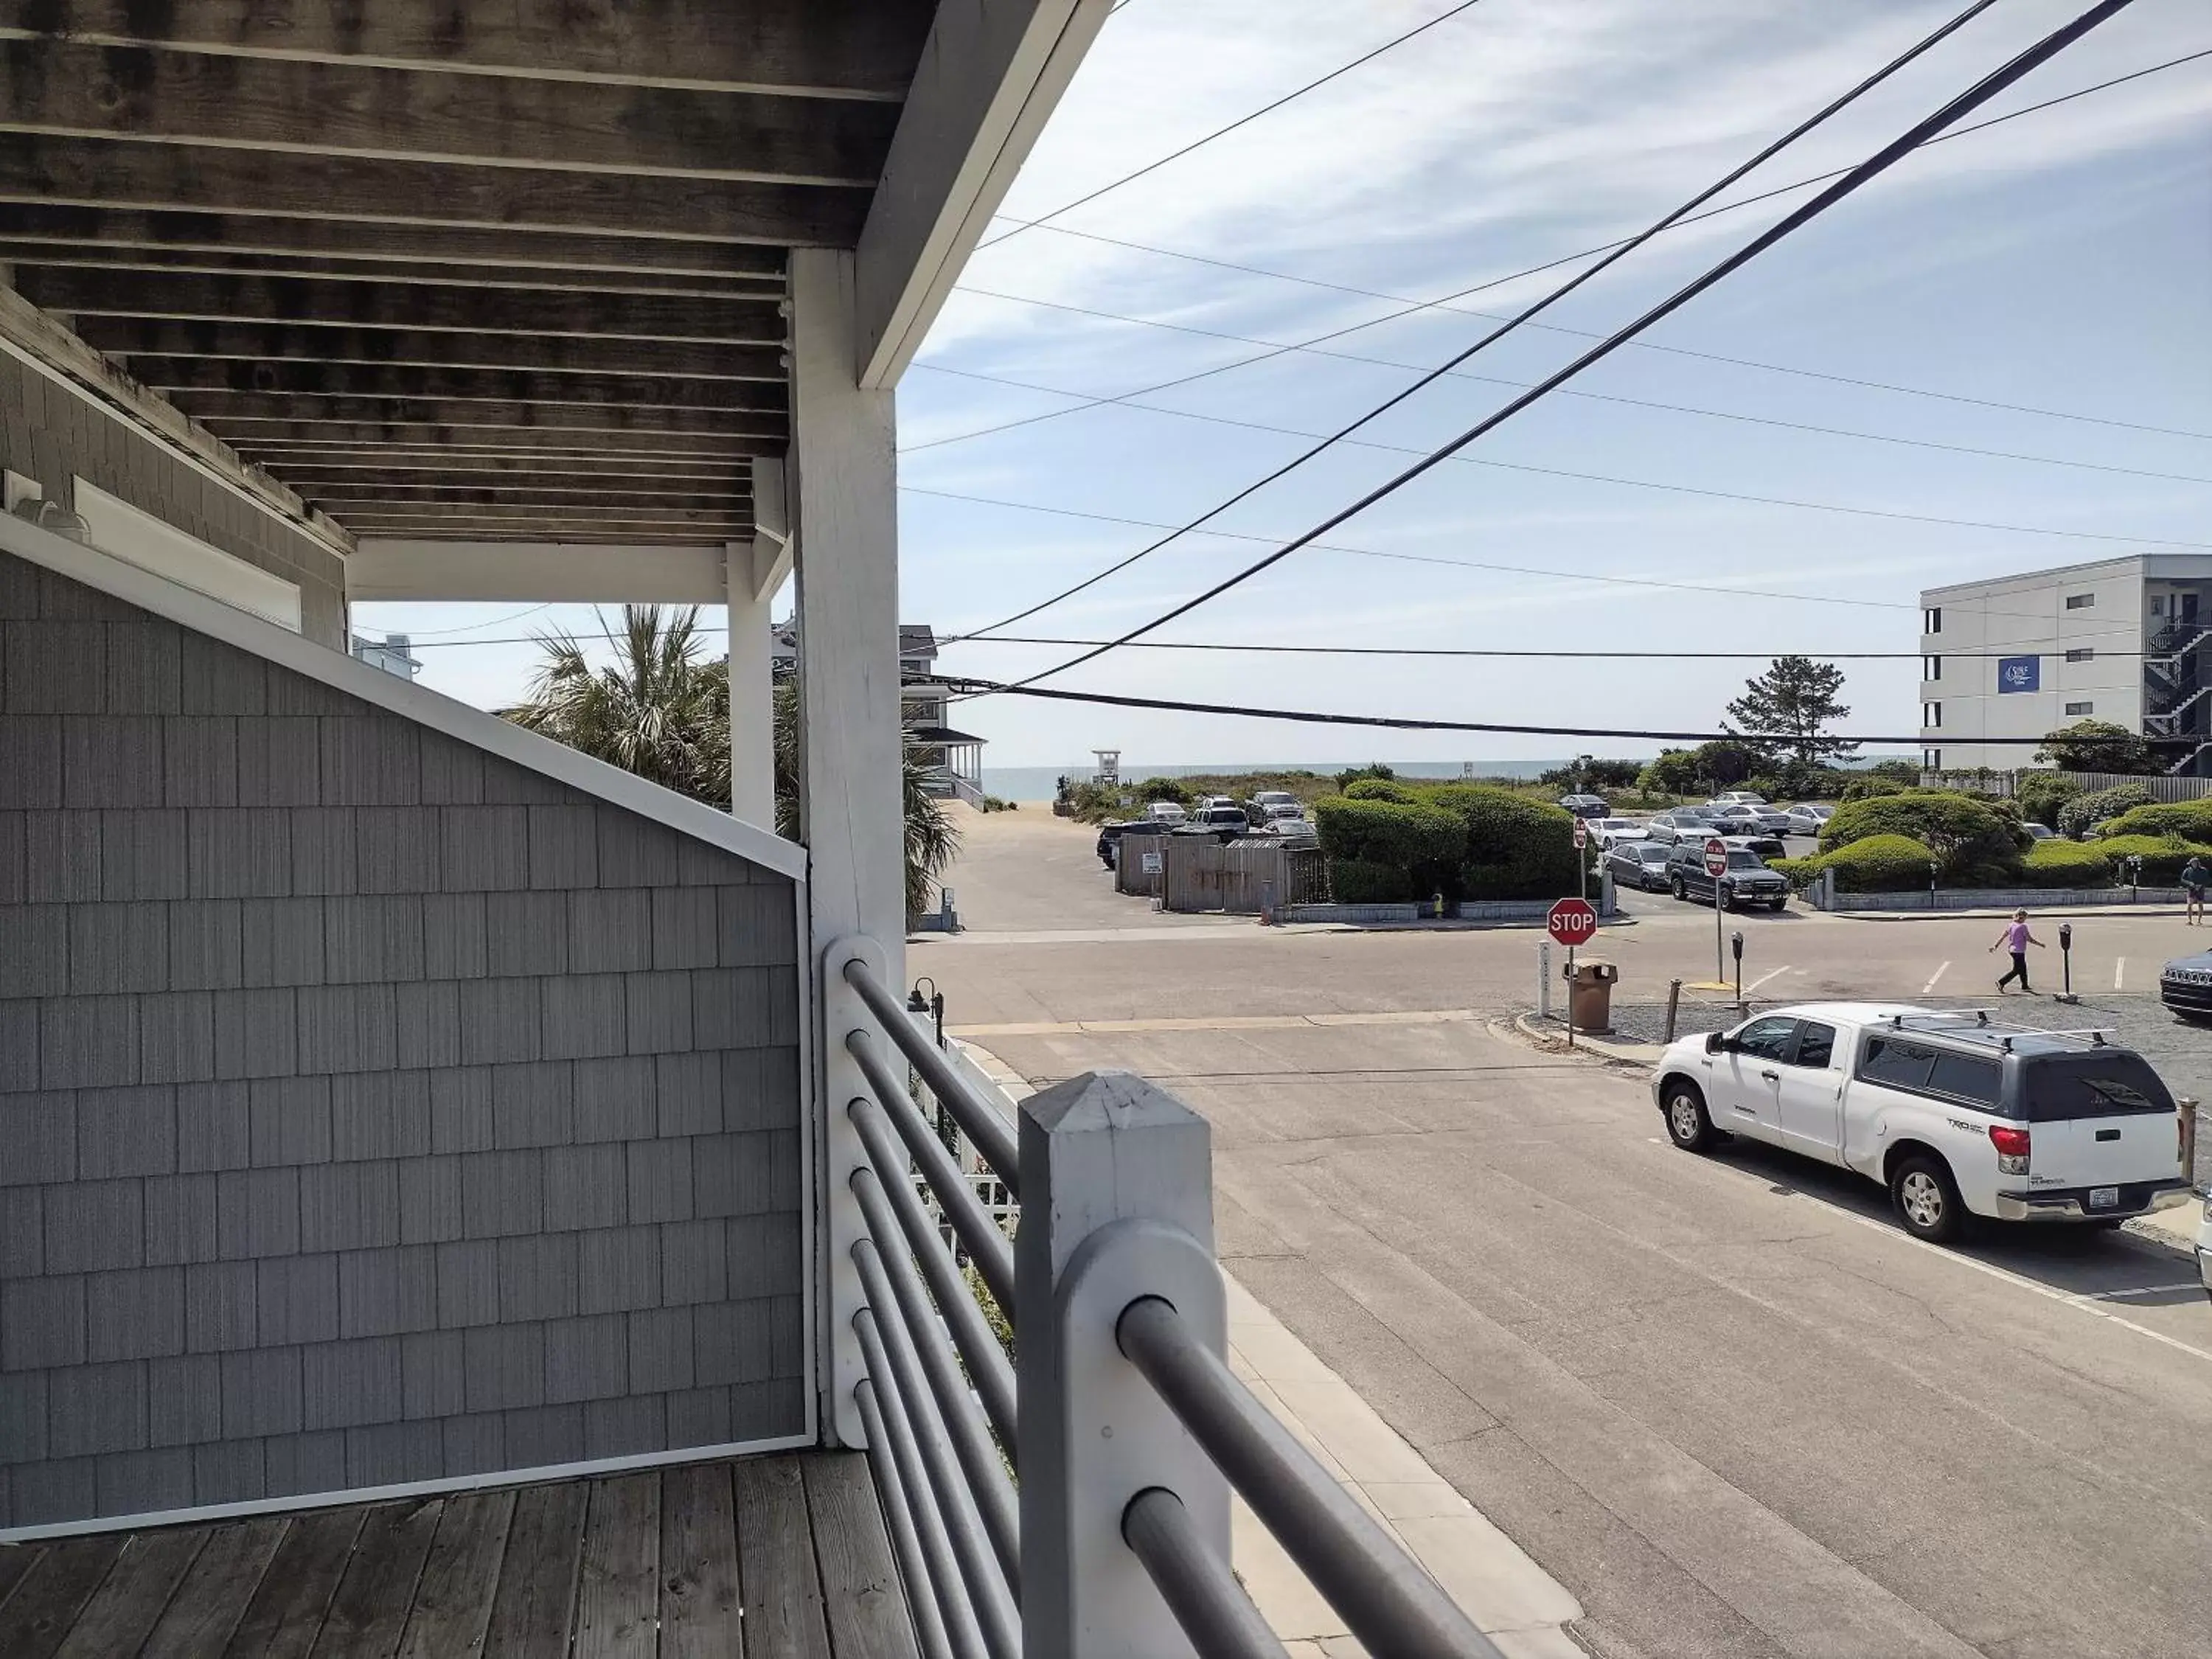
[360,0,2212,769]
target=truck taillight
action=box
[1989,1122,2031,1175]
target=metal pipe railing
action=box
[844,956,1020,1190]
[847,1034,1017,1310]
[852,1165,1020,1583]
[857,1378,957,1659]
[849,1097,1017,1450]
[1117,1295,1503,1659]
[1122,1488,1290,1659]
[856,1308,995,1658]
[856,1249,1022,1659]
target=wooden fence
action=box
[1924,768,2212,803]
[1113,833,1318,914]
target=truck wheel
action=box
[1891,1154,1964,1243]
[1669,876,1686,900]
[1662,1082,1718,1153]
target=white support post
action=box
[726,457,790,831]
[791,249,905,1448]
[1018,1071,1228,1659]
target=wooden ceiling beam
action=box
[0,137,869,246]
[257,456,753,481]
[14,268,782,341]
[209,425,782,459]
[3,247,780,299]
[0,0,936,99]
[0,205,787,277]
[330,517,754,540]
[126,358,787,413]
[72,320,784,381]
[0,40,901,187]
[175,394,782,434]
[297,484,749,511]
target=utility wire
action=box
[952,47,2212,451]
[977,1,1488,251]
[943,673,2174,749]
[946,0,2007,644]
[915,326,2212,489]
[1002,0,2146,695]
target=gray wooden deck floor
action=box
[0,1452,917,1658]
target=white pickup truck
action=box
[1652,1003,2194,1242]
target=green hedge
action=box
[2013,771,2082,830]
[1329,859,1414,903]
[1788,834,1941,893]
[2017,840,2114,887]
[1817,791,2023,880]
[2098,800,2212,841]
[2077,834,2212,884]
[2058,782,2154,838]
[1341,778,1418,804]
[1422,784,1582,900]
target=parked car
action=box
[1711,790,1768,806]
[1144,801,1187,825]
[1606,841,1674,891]
[1262,801,1307,822]
[1651,1005,2194,1242]
[1558,793,1610,819]
[1176,804,1252,842]
[1720,833,1788,862]
[1261,818,1318,846]
[1095,820,1164,869]
[1664,842,1789,911]
[1252,790,1300,811]
[1782,804,1833,836]
[1707,801,1792,835]
[2023,821,2057,841]
[1644,807,1722,845]
[2159,951,2212,1023]
[1587,816,1646,849]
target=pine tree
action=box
[1725,656,1855,765]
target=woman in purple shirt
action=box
[1989,909,2043,993]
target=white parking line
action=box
[2115,956,2127,991]
[1923,961,1950,994]
[1745,964,1792,995]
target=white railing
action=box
[830,947,1501,1658]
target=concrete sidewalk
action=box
[959,1042,1588,1656]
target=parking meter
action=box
[1731,930,1744,1004]
[2057,922,2076,1003]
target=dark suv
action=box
[1665,843,1789,911]
[1095,820,1166,869]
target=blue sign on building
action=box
[1997,655,2040,694]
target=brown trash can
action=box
[1566,961,1618,1034]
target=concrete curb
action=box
[1510,1011,1663,1065]
[951,1036,1589,1656]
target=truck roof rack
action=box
[1883,1011,2115,1052]
[1885,1009,1994,1029]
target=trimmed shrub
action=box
[2099,800,2212,841]
[1343,777,1418,804]
[1809,834,1942,893]
[2018,840,2114,888]
[2059,782,2154,838]
[2012,771,2081,831]
[2077,834,2212,885]
[1328,859,1413,903]
[1818,791,2025,880]
[1313,796,1464,899]
[1422,784,1582,900]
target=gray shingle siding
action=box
[0,549,806,1530]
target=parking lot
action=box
[923,804,2212,1657]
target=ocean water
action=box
[980,759,1561,801]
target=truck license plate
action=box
[2089,1186,2119,1210]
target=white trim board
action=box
[74,479,302,631]
[0,1428,817,1544]
[349,538,730,602]
[0,509,808,880]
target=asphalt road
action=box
[924,806,2212,1657]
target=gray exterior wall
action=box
[0,352,348,649]
[0,549,806,1532]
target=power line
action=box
[952,635,2154,661]
[913,326,2212,489]
[945,0,2011,645]
[942,672,2152,748]
[1002,0,2147,694]
[950,47,2212,451]
[976,0,1489,251]
[915,360,2212,543]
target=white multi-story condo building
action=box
[1920,556,2212,775]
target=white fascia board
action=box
[347,539,728,602]
[2,510,806,880]
[854,0,1110,389]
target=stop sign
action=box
[1703,836,1730,878]
[1547,897,1598,947]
